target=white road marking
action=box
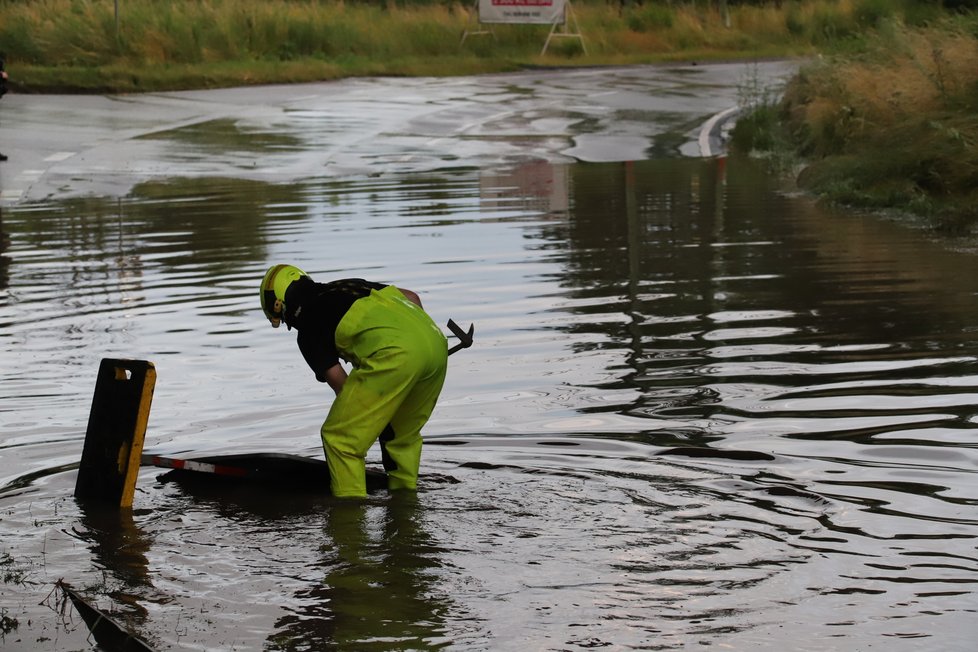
[44,151,76,162]
[698,106,740,157]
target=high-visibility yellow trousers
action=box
[323,285,447,497]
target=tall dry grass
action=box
[781,16,978,228]
[2,1,474,66]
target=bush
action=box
[853,0,897,28]
[811,4,859,43]
[780,17,978,229]
[626,4,675,33]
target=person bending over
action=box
[260,264,447,498]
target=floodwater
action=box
[2,67,978,651]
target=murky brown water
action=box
[2,156,978,650]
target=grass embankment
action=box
[0,0,893,93]
[734,10,978,232]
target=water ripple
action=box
[2,158,978,650]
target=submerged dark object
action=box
[146,452,389,493]
[57,581,154,652]
[657,446,776,461]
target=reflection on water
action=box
[270,494,452,650]
[1,156,977,650]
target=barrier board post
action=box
[74,359,156,508]
[541,0,586,55]
[460,0,496,45]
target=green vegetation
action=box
[0,0,911,93]
[1,550,27,585]
[734,7,978,232]
[1,551,25,636]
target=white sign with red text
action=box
[478,0,566,25]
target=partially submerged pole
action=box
[74,359,156,508]
[58,580,155,651]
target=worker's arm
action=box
[324,363,348,396]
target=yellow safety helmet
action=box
[260,264,308,328]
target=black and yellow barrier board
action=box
[74,359,156,508]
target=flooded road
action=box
[0,61,795,203]
[2,63,978,651]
